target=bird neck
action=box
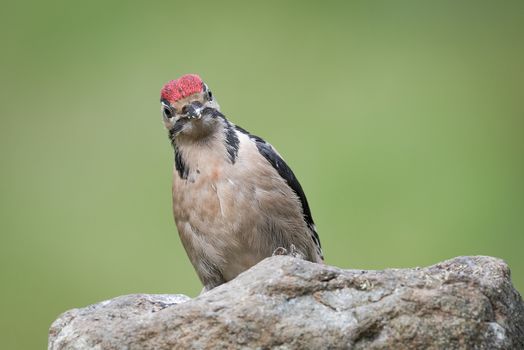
[171,116,240,180]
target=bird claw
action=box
[272,244,304,259]
[272,247,288,256]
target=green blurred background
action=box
[1,0,523,348]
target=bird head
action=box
[160,74,221,139]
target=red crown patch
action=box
[161,74,203,103]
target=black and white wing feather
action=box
[235,125,324,260]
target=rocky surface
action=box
[49,255,523,349]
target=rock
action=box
[49,256,524,349]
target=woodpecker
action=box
[160,74,323,291]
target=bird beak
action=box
[184,104,202,119]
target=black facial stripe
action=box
[173,143,189,180]
[172,119,185,135]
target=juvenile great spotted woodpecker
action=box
[161,74,323,291]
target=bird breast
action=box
[171,133,308,279]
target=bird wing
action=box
[235,126,323,259]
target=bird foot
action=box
[272,247,288,256]
[272,244,304,259]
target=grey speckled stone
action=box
[49,256,524,349]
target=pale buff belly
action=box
[172,172,277,281]
[171,138,311,283]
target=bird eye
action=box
[163,107,173,119]
[202,83,213,101]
